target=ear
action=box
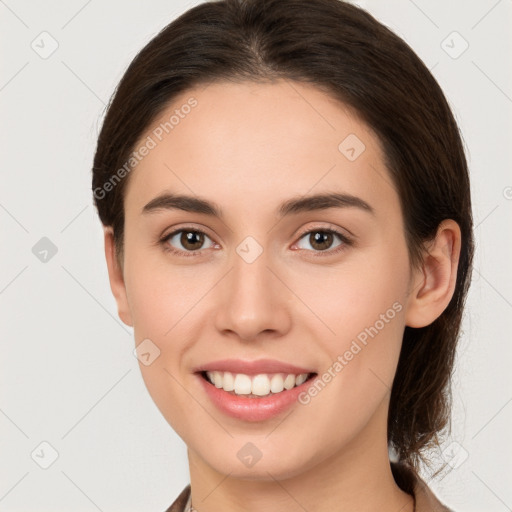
[103,227,133,327]
[405,219,461,328]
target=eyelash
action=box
[159,225,353,258]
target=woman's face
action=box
[116,79,416,479]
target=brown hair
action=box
[92,0,474,470]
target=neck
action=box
[186,406,414,512]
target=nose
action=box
[213,244,292,342]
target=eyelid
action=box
[290,224,353,257]
[294,222,354,241]
[160,223,218,257]
[160,223,216,241]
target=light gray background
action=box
[1,0,511,510]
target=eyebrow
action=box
[142,191,375,218]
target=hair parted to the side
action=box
[92,0,474,471]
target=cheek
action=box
[292,247,409,344]
[301,246,410,397]
[123,252,198,438]
[290,269,408,457]
[123,244,202,339]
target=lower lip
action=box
[197,373,314,422]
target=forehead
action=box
[124,79,397,218]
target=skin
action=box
[104,79,461,512]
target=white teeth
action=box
[204,371,310,397]
[283,374,296,390]
[233,374,252,394]
[270,374,284,393]
[213,371,223,388]
[251,374,271,396]
[223,371,234,391]
[295,374,307,386]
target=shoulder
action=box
[391,462,454,512]
[163,484,191,512]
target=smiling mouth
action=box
[200,370,317,398]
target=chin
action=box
[188,435,322,481]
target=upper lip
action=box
[194,358,316,376]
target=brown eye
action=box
[179,231,205,250]
[309,231,335,251]
[162,229,215,255]
[296,229,344,252]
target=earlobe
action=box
[405,220,461,328]
[103,227,133,327]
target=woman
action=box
[92,0,474,510]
